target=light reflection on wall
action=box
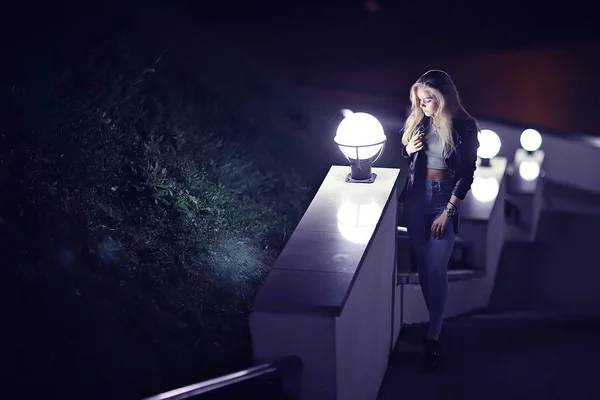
[518,160,541,181]
[336,200,383,244]
[471,176,500,203]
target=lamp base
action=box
[346,173,377,184]
[347,159,376,182]
[480,158,491,167]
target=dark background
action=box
[2,1,599,399]
[186,0,600,135]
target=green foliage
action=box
[22,48,313,298]
[2,9,335,397]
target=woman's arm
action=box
[451,120,479,200]
[447,194,462,210]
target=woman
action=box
[400,70,479,371]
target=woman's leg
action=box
[424,217,455,338]
[423,180,456,338]
[420,181,456,371]
[403,192,432,310]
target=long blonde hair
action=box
[402,70,473,156]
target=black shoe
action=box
[423,339,443,372]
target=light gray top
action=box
[424,124,448,170]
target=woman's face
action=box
[416,87,439,117]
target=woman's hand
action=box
[406,132,424,155]
[431,212,451,240]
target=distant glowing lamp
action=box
[334,111,387,183]
[471,176,500,203]
[520,128,542,154]
[477,129,501,167]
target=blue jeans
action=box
[403,180,456,337]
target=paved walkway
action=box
[378,312,600,400]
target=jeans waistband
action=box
[425,179,453,185]
[424,179,454,195]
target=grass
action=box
[1,0,343,398]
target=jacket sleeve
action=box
[452,120,479,200]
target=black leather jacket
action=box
[399,115,479,233]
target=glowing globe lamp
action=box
[520,128,542,154]
[477,129,501,167]
[334,111,387,183]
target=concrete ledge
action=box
[506,148,545,196]
[478,117,600,194]
[397,269,485,285]
[250,165,401,400]
[505,149,545,242]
